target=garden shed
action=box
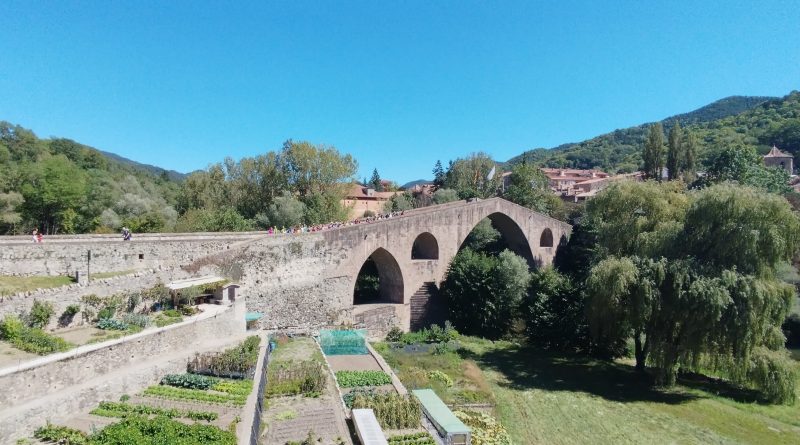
[412,389,470,445]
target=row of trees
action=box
[0,122,361,234]
[441,180,799,404]
[0,122,180,234]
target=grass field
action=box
[0,275,74,295]
[377,338,800,445]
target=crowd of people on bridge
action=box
[265,210,406,235]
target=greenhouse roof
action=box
[412,389,470,434]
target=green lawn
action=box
[0,275,74,295]
[376,338,800,445]
[89,269,137,280]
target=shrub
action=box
[121,313,150,329]
[162,309,182,318]
[385,326,403,342]
[335,370,391,388]
[351,393,421,429]
[428,370,453,387]
[154,313,183,327]
[179,305,199,316]
[63,304,81,317]
[11,326,72,354]
[27,299,55,328]
[394,322,460,345]
[97,307,115,321]
[454,410,512,445]
[34,423,88,445]
[161,373,218,390]
[0,315,24,340]
[58,304,81,327]
[97,318,128,330]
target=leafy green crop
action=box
[90,401,218,422]
[335,370,391,388]
[143,383,249,406]
[161,373,218,390]
[388,432,436,445]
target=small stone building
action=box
[764,145,793,174]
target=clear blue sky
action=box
[1,1,798,184]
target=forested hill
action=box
[0,121,183,234]
[507,94,786,173]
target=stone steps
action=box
[410,282,444,331]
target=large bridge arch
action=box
[353,247,404,304]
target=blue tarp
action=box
[245,311,263,322]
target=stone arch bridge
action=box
[0,198,570,336]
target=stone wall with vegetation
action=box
[0,270,184,329]
[0,300,245,442]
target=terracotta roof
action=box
[345,184,399,199]
[764,145,792,158]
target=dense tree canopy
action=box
[503,162,563,217]
[584,181,799,403]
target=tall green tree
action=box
[20,156,87,233]
[369,168,383,191]
[442,248,530,340]
[0,192,24,234]
[701,143,790,194]
[682,131,698,181]
[432,160,445,187]
[584,182,799,403]
[259,192,306,228]
[666,121,683,180]
[444,152,500,199]
[502,162,563,217]
[642,123,665,180]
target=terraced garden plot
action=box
[261,337,351,444]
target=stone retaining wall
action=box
[0,300,246,441]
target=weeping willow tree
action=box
[586,182,800,404]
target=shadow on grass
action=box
[676,372,767,404]
[459,344,698,405]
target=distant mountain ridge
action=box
[507,95,779,172]
[97,149,187,181]
[401,179,433,189]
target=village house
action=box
[341,182,402,219]
[763,145,794,175]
